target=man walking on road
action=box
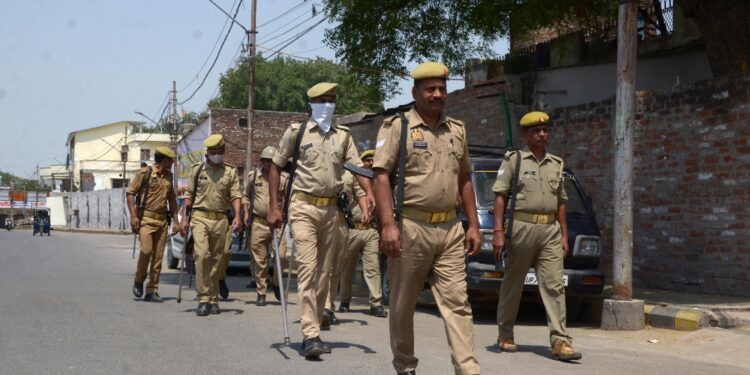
[180,134,242,317]
[373,62,482,375]
[128,146,179,303]
[334,149,387,317]
[491,111,581,361]
[244,145,288,306]
[267,82,374,359]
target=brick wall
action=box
[210,108,308,182]
[349,74,750,297]
[553,74,750,297]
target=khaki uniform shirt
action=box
[272,119,363,198]
[126,166,175,214]
[491,149,567,214]
[243,170,288,217]
[342,171,367,222]
[373,107,472,213]
[186,163,242,212]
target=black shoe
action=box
[219,279,229,299]
[397,371,416,375]
[144,292,163,303]
[338,302,350,313]
[209,304,221,315]
[302,337,326,359]
[370,305,387,317]
[132,281,144,298]
[322,341,332,353]
[329,309,339,325]
[196,303,210,316]
[246,280,257,289]
[256,294,266,306]
[272,283,281,301]
[321,309,332,331]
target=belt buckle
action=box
[430,212,447,223]
[537,215,550,224]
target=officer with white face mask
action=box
[268,82,375,359]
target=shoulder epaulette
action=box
[548,154,564,163]
[336,124,350,132]
[446,117,465,127]
[223,162,235,169]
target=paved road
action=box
[1,230,749,375]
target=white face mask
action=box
[208,154,224,164]
[310,102,336,133]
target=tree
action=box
[209,55,384,114]
[323,0,749,94]
[323,0,617,95]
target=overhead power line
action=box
[180,0,244,105]
[265,17,326,59]
[256,0,308,29]
[258,11,320,46]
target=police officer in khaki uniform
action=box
[491,111,581,361]
[180,134,242,317]
[322,168,371,326]
[128,146,179,302]
[267,82,374,359]
[335,150,387,317]
[244,145,288,306]
[373,62,481,375]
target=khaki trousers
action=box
[249,221,273,295]
[389,218,480,375]
[339,228,383,307]
[497,220,571,346]
[288,199,345,340]
[135,216,168,293]
[218,223,233,280]
[325,225,349,311]
[191,216,229,304]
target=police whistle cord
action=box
[273,229,292,346]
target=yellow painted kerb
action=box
[674,310,703,331]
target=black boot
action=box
[370,305,387,317]
[209,304,221,315]
[196,303,210,316]
[256,294,266,306]
[132,281,144,298]
[219,279,229,299]
[144,292,163,303]
[338,302,350,313]
[302,337,326,359]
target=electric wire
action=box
[256,0,308,29]
[179,0,244,105]
[257,10,319,45]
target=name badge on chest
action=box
[413,141,428,149]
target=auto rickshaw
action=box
[33,209,51,236]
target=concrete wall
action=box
[67,188,130,231]
[534,49,713,110]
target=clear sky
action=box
[0,0,507,178]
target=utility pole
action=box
[244,0,257,182]
[121,125,129,231]
[601,0,644,331]
[171,81,178,149]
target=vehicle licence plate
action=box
[524,273,568,286]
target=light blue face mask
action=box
[311,102,336,133]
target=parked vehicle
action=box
[32,209,51,236]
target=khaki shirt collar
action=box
[306,117,340,132]
[407,106,447,130]
[521,148,552,164]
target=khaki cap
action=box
[360,149,375,159]
[307,82,338,98]
[260,146,277,160]
[519,111,551,127]
[155,146,176,159]
[411,61,449,80]
[204,134,225,149]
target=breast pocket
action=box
[408,149,433,173]
[449,149,464,173]
[548,175,561,193]
[301,145,321,167]
[519,174,539,193]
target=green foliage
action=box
[0,171,50,192]
[209,55,384,114]
[322,0,617,95]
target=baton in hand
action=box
[273,229,291,345]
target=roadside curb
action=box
[644,304,714,331]
[53,227,130,235]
